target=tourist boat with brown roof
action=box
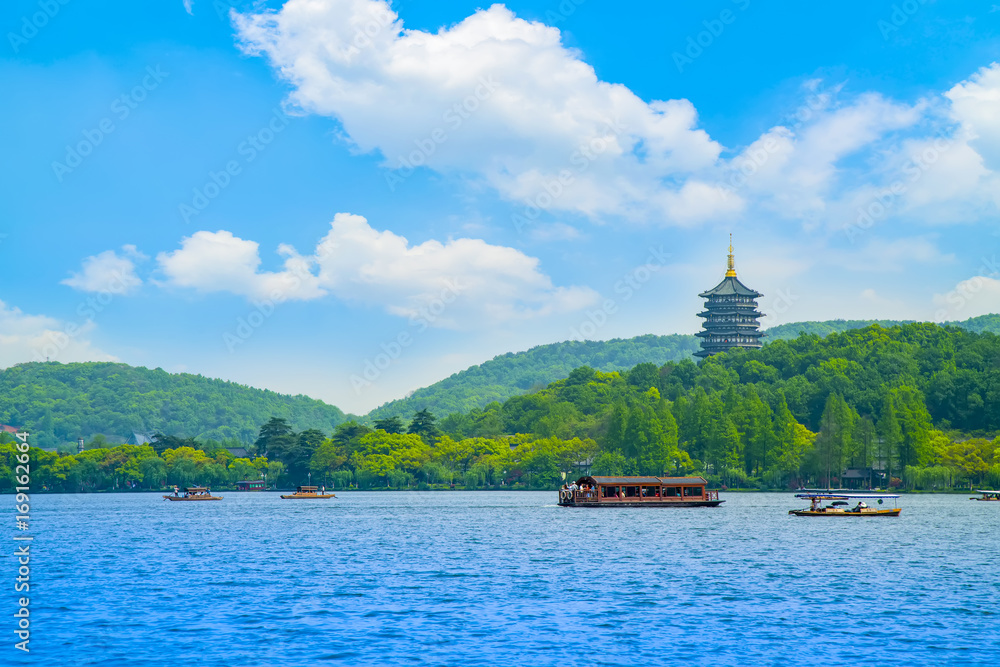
[163,486,222,501]
[557,476,723,507]
[788,492,900,517]
[280,485,336,499]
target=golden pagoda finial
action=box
[726,233,737,277]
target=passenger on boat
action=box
[853,501,868,512]
[810,497,820,511]
[173,486,179,497]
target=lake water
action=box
[9,491,1000,665]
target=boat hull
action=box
[788,508,900,517]
[280,494,336,499]
[163,495,223,501]
[559,500,724,508]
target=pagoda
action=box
[694,238,763,358]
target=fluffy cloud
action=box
[946,63,1000,171]
[235,0,730,223]
[156,215,598,327]
[156,231,325,302]
[61,246,145,295]
[236,1,1000,232]
[933,275,1000,322]
[0,299,117,367]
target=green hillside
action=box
[12,322,1000,493]
[0,362,347,449]
[763,314,1000,340]
[366,334,702,420]
[367,315,1000,420]
[763,319,912,340]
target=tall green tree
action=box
[254,417,292,457]
[408,409,442,443]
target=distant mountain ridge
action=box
[0,362,347,449]
[366,314,1000,420]
[6,317,997,445]
[366,334,702,420]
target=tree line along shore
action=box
[2,323,999,493]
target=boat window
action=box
[624,486,639,497]
[641,486,658,498]
[664,486,681,497]
[601,486,617,498]
[683,487,703,497]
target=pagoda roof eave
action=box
[698,275,762,298]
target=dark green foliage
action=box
[408,409,441,442]
[763,313,1000,341]
[253,417,292,456]
[365,316,1000,424]
[373,416,405,433]
[0,362,347,448]
[424,322,1000,488]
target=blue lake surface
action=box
[8,491,1000,665]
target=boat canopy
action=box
[186,487,208,492]
[974,490,1000,494]
[296,485,319,491]
[794,492,900,499]
[577,476,708,486]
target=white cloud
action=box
[235,1,726,223]
[156,215,599,328]
[933,275,1000,322]
[946,63,1000,171]
[61,247,145,295]
[234,0,1000,237]
[183,0,194,15]
[313,213,598,325]
[156,230,325,302]
[726,91,922,222]
[0,299,117,367]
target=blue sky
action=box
[2,0,999,414]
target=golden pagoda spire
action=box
[725,233,737,277]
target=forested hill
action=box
[0,362,347,449]
[366,334,702,420]
[367,315,1000,420]
[763,314,1000,340]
